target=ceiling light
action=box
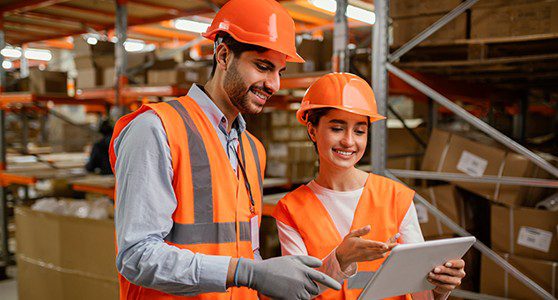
[86,37,98,45]
[309,0,375,25]
[174,19,211,33]
[2,60,13,69]
[124,40,145,52]
[24,48,52,61]
[1,47,22,59]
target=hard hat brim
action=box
[296,104,386,126]
[202,29,305,63]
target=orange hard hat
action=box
[202,0,304,63]
[297,72,386,125]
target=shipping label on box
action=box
[517,226,553,253]
[456,150,488,177]
[491,204,558,261]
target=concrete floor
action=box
[0,267,18,300]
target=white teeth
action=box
[251,89,267,100]
[334,150,353,156]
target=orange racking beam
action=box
[52,3,143,24]
[19,11,108,30]
[5,21,69,35]
[129,0,183,15]
[129,26,196,41]
[5,19,76,32]
[0,0,70,14]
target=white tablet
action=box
[358,236,476,300]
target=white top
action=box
[276,180,445,300]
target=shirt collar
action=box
[187,84,246,134]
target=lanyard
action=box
[234,134,256,215]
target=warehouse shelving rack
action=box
[369,0,558,299]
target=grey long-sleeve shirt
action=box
[113,85,247,296]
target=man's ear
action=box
[215,43,230,71]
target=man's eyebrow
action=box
[255,58,286,72]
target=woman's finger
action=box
[443,259,465,269]
[428,272,462,286]
[432,266,466,278]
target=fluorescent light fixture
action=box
[309,0,375,25]
[1,47,22,59]
[347,4,375,24]
[86,37,98,45]
[24,48,52,61]
[2,60,13,69]
[124,39,145,52]
[174,19,211,33]
[144,44,156,52]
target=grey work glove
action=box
[235,255,342,300]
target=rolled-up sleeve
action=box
[113,110,231,296]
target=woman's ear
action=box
[307,123,317,143]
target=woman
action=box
[272,73,465,299]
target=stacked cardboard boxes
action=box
[391,0,466,46]
[264,110,316,182]
[421,129,550,207]
[413,184,467,239]
[15,206,118,300]
[283,34,332,75]
[471,0,558,40]
[419,128,557,298]
[484,205,558,298]
[74,38,149,89]
[10,68,68,95]
[147,59,211,86]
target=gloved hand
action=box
[235,255,342,300]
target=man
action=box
[85,119,113,175]
[108,0,341,299]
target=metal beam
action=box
[115,0,128,116]
[388,169,558,188]
[384,170,556,300]
[333,0,349,72]
[386,63,558,178]
[371,0,389,174]
[0,19,8,280]
[389,0,480,62]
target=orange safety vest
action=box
[273,174,414,300]
[109,96,265,300]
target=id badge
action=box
[250,215,260,252]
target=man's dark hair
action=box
[210,33,269,77]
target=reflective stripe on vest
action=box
[163,100,257,245]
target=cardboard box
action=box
[390,0,462,18]
[28,69,68,95]
[15,206,118,300]
[491,204,558,261]
[103,67,115,88]
[296,36,333,73]
[393,13,467,46]
[267,142,317,162]
[481,253,558,299]
[471,1,558,39]
[414,185,465,238]
[421,129,549,207]
[76,68,101,89]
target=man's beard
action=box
[223,60,265,115]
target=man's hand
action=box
[335,225,395,271]
[234,255,342,300]
[428,259,466,297]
